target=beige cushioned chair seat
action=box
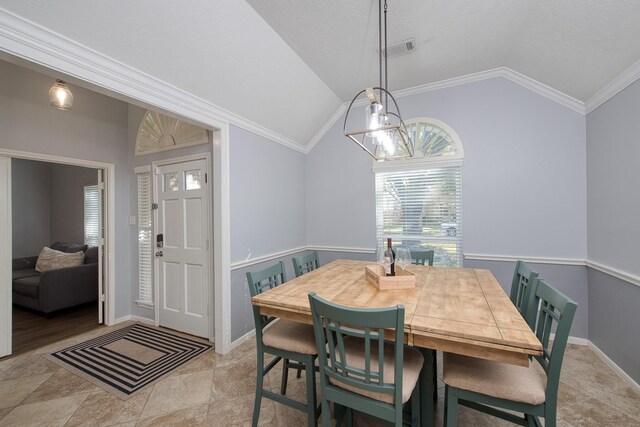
[329,338,424,404]
[262,319,317,355]
[443,353,547,405]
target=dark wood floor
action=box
[10,303,103,355]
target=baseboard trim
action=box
[588,341,640,393]
[228,329,256,352]
[567,336,589,346]
[114,315,154,326]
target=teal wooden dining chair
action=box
[292,250,320,278]
[409,248,436,400]
[510,260,539,328]
[308,292,423,426]
[411,250,434,266]
[443,277,577,427]
[246,261,319,427]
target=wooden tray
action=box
[365,264,416,290]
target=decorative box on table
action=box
[365,265,416,290]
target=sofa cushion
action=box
[84,246,99,264]
[12,257,38,271]
[13,276,40,298]
[35,247,85,272]
[50,242,88,253]
[13,268,39,281]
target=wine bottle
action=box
[385,238,396,276]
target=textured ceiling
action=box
[2,0,640,148]
[246,0,640,102]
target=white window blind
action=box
[137,171,153,305]
[84,185,100,247]
[375,167,463,267]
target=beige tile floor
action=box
[0,322,639,426]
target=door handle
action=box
[155,250,163,257]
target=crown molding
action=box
[391,67,584,115]
[0,7,306,154]
[585,57,640,114]
[307,67,587,153]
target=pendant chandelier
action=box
[343,0,413,161]
[49,79,73,110]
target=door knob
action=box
[155,250,163,257]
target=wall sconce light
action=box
[49,79,73,110]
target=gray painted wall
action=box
[308,77,587,259]
[11,159,51,257]
[586,79,640,276]
[50,163,97,245]
[230,125,307,263]
[229,125,307,340]
[588,269,639,384]
[11,159,97,257]
[463,259,589,339]
[0,60,131,318]
[586,78,640,384]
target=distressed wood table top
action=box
[251,259,542,366]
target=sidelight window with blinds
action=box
[84,185,100,247]
[374,118,464,267]
[136,168,153,307]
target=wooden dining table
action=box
[251,259,543,426]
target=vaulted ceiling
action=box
[1,0,640,149]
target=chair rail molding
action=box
[586,260,640,288]
[463,253,585,266]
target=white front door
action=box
[156,159,210,338]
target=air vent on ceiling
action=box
[382,37,416,58]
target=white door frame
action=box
[152,153,214,339]
[0,148,116,357]
[0,12,233,353]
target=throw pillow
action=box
[35,247,85,272]
[50,242,87,253]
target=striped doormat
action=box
[47,323,212,399]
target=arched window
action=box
[374,118,464,267]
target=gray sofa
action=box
[12,242,99,314]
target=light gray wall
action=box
[11,159,51,257]
[50,163,97,245]
[229,125,307,340]
[463,259,589,338]
[230,125,307,262]
[308,77,588,260]
[127,104,213,320]
[586,78,640,384]
[587,269,640,384]
[586,79,640,276]
[0,59,131,318]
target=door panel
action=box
[185,263,204,315]
[185,198,203,249]
[156,159,210,338]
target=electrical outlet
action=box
[129,215,136,225]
